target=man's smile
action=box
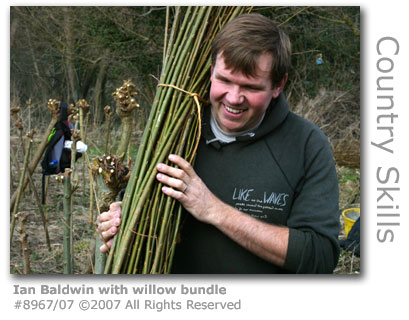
[223,103,247,115]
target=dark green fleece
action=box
[171,93,340,274]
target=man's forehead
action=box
[214,53,272,81]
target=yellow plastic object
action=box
[342,208,360,238]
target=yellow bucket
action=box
[342,208,360,238]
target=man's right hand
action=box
[97,202,122,253]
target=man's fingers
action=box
[156,162,188,182]
[161,186,185,201]
[97,203,122,225]
[99,239,113,253]
[96,202,122,254]
[98,217,121,234]
[156,173,186,191]
[101,225,118,240]
[167,154,196,177]
[155,155,197,188]
[109,201,122,211]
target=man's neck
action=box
[209,110,265,144]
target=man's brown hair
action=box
[211,13,291,88]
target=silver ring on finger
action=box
[182,184,188,193]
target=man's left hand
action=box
[156,154,221,224]
[156,154,289,267]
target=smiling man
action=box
[98,13,340,274]
[210,52,281,134]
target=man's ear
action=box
[272,73,288,98]
[210,65,214,81]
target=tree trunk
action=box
[93,49,110,125]
[63,7,77,102]
[26,26,48,101]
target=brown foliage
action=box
[291,89,360,168]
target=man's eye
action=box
[244,86,260,91]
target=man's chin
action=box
[220,123,245,134]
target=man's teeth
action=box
[225,105,243,114]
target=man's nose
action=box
[226,86,244,105]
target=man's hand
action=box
[156,154,289,267]
[156,154,222,224]
[96,202,122,253]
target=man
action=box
[98,13,340,274]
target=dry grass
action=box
[333,249,360,274]
[10,186,96,274]
[291,88,360,168]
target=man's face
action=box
[209,53,283,134]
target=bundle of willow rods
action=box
[104,6,249,274]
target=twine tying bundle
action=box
[158,83,205,162]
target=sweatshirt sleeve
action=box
[283,129,340,274]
